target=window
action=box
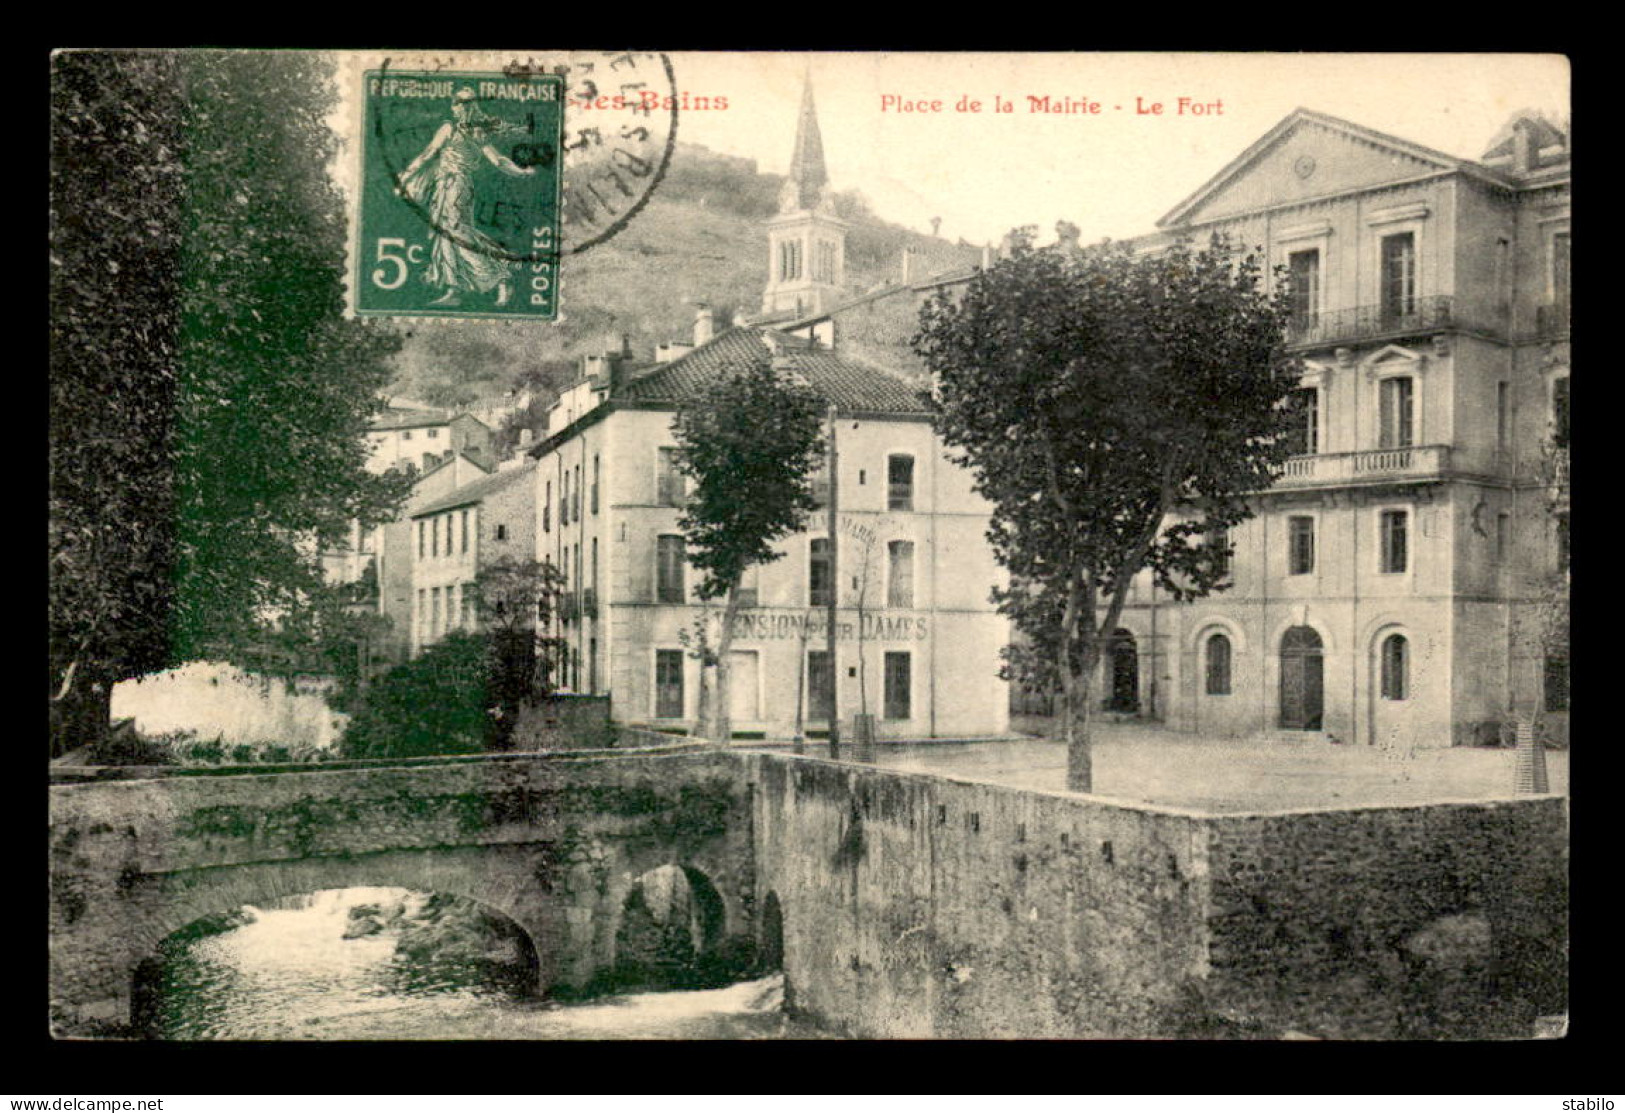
[1287,388,1319,456]
[1288,249,1320,328]
[427,428,440,440]
[655,649,685,718]
[1544,652,1569,713]
[449,584,461,630]
[657,447,686,507]
[884,652,912,720]
[737,565,759,608]
[417,520,425,560]
[416,588,425,638]
[1551,230,1570,304]
[810,465,831,509]
[1208,527,1231,579]
[657,535,686,603]
[887,541,915,608]
[1552,377,1570,450]
[592,454,600,515]
[589,638,598,694]
[431,586,442,638]
[1380,510,1408,573]
[1556,513,1570,572]
[809,538,833,606]
[888,454,915,511]
[1380,232,1416,321]
[544,481,552,533]
[807,650,835,720]
[461,585,475,628]
[591,538,599,596]
[1379,377,1415,449]
[460,510,469,554]
[1496,382,1510,454]
[780,239,803,281]
[495,523,508,542]
[1380,634,1408,700]
[1205,634,1232,695]
[561,469,570,525]
[573,465,581,521]
[1288,516,1315,575]
[402,430,413,441]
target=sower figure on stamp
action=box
[395,87,535,308]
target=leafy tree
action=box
[339,632,491,759]
[914,230,1299,791]
[671,360,827,742]
[475,556,567,748]
[50,51,411,756]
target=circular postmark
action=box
[547,50,679,257]
[357,53,677,319]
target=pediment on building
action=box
[1159,109,1476,229]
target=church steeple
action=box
[763,74,847,318]
[781,78,830,214]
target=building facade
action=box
[1095,109,1571,746]
[529,328,1009,739]
[403,460,537,656]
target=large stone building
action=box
[777,105,1570,747]
[524,84,1009,738]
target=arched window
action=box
[1380,634,1408,700]
[1205,633,1232,695]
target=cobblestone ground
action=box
[856,720,1570,812]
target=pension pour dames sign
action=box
[732,611,928,642]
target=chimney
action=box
[981,242,993,270]
[1512,120,1533,172]
[518,428,533,450]
[1055,220,1081,253]
[693,304,715,346]
[733,308,749,328]
[584,354,608,389]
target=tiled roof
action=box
[613,327,933,416]
[411,461,534,519]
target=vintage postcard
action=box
[49,51,1569,1043]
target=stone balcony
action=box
[1285,296,1503,350]
[1273,445,1452,489]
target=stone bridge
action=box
[50,748,1569,1039]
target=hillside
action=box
[386,141,983,428]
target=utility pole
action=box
[826,404,841,760]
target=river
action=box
[145,888,834,1041]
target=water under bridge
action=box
[49,746,1567,1039]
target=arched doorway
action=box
[1279,625,1325,730]
[1106,629,1139,714]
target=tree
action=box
[50,51,412,756]
[914,230,1299,791]
[339,632,491,759]
[671,360,827,742]
[474,556,567,749]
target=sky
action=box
[664,52,1569,246]
[330,51,1568,260]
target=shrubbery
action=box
[339,632,497,759]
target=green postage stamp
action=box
[355,70,564,320]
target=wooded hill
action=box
[387,141,984,431]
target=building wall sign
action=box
[731,610,928,642]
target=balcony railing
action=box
[1286,296,1484,349]
[557,594,579,623]
[581,588,597,619]
[1275,445,1451,488]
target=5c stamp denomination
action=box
[355,68,564,320]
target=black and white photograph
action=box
[48,50,1570,1042]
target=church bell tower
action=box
[762,77,848,318]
